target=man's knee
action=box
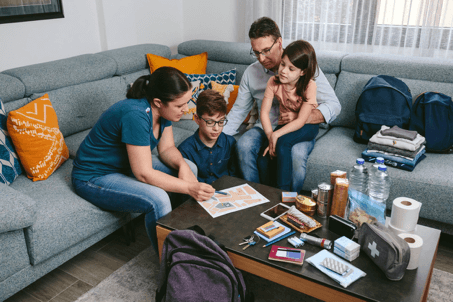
[237,128,265,154]
[184,159,198,177]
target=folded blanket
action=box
[370,126,425,151]
[367,142,425,159]
[362,152,426,172]
[381,125,418,141]
[363,147,425,166]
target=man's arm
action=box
[223,70,254,136]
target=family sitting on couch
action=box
[70,17,341,251]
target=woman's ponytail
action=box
[126,75,151,99]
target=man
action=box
[223,17,341,192]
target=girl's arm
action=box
[273,81,317,138]
[260,79,276,140]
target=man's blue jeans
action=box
[237,127,316,192]
[71,156,197,251]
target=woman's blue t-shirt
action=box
[72,98,171,181]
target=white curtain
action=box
[246,0,453,58]
[244,0,283,41]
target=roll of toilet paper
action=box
[386,220,417,236]
[398,233,423,270]
[390,197,421,232]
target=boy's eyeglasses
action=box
[200,117,228,127]
[250,40,277,58]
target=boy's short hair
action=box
[196,89,227,117]
[249,17,281,40]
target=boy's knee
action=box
[184,159,198,177]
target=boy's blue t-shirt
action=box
[72,98,171,181]
[178,130,238,184]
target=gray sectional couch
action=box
[1,39,452,300]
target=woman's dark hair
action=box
[196,89,227,117]
[249,16,281,40]
[126,66,191,106]
[274,40,319,102]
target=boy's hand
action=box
[189,183,216,201]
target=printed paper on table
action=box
[199,184,269,218]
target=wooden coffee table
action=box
[156,176,440,302]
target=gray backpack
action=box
[156,227,252,302]
[358,222,410,281]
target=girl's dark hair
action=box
[196,89,227,116]
[249,16,281,40]
[274,40,319,102]
[126,66,191,106]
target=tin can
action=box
[311,189,318,201]
[317,183,333,217]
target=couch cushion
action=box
[0,183,36,233]
[0,73,25,103]
[65,129,91,158]
[32,77,128,137]
[122,69,151,87]
[9,159,130,265]
[304,127,453,225]
[99,44,171,76]
[2,54,117,96]
[0,230,30,283]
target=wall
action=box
[0,0,102,71]
[0,0,245,72]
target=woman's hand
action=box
[188,183,216,201]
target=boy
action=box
[178,89,239,184]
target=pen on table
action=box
[262,231,296,247]
[215,191,229,196]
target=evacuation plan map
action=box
[198,183,270,218]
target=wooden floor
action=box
[5,219,453,302]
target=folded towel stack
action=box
[362,125,427,171]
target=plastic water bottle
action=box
[369,157,385,175]
[367,157,385,194]
[348,158,368,194]
[368,165,391,203]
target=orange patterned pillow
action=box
[7,94,69,181]
[146,52,208,74]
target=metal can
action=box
[311,189,318,201]
[317,183,333,217]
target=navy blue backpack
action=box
[409,92,453,153]
[353,75,412,144]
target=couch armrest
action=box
[0,183,37,233]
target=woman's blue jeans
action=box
[71,156,197,252]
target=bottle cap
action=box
[378,165,387,172]
[376,157,384,164]
[356,158,365,165]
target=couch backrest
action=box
[176,40,345,90]
[332,53,453,129]
[0,44,172,137]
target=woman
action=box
[72,67,215,251]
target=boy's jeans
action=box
[237,127,316,192]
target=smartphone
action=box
[260,203,290,221]
[276,248,302,259]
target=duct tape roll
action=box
[386,220,417,236]
[398,233,423,270]
[390,197,422,232]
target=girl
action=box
[72,67,215,251]
[261,40,320,191]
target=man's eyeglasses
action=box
[250,40,277,58]
[200,117,228,127]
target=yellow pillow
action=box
[211,81,252,124]
[147,52,208,74]
[7,94,69,181]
